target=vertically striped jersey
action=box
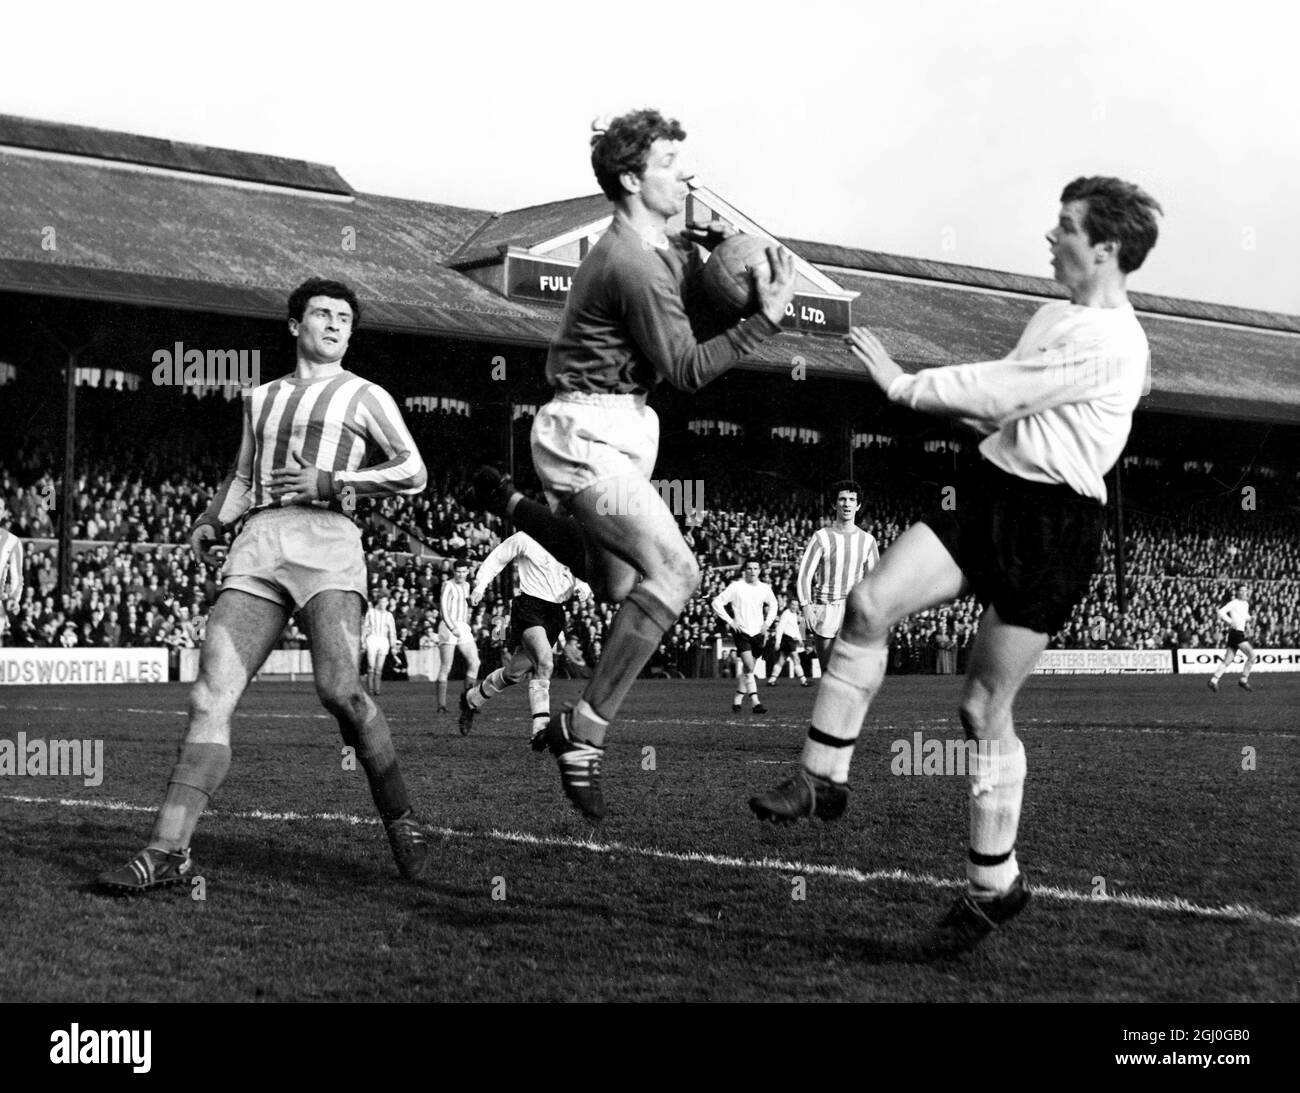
[440,579,470,631]
[797,526,879,605]
[363,605,397,647]
[209,370,426,525]
[472,532,589,605]
[0,528,23,608]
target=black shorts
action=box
[1226,629,1247,650]
[734,630,767,657]
[508,594,566,649]
[778,635,800,656]
[920,461,1105,636]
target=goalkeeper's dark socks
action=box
[508,497,589,579]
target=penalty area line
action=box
[4,792,1298,930]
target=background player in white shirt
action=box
[752,176,1162,952]
[436,560,480,718]
[767,595,810,687]
[363,595,398,696]
[712,559,779,714]
[0,496,23,646]
[461,531,592,743]
[797,482,879,664]
[1208,584,1255,691]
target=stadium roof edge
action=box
[784,237,1300,334]
[0,113,353,196]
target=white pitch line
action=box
[1,704,1291,739]
[3,792,1297,930]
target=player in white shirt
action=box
[0,497,23,646]
[460,532,593,744]
[436,560,480,716]
[712,559,779,714]
[362,595,398,696]
[752,176,1163,951]
[767,595,810,687]
[797,481,880,663]
[1208,584,1255,692]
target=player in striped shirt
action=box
[436,560,480,719]
[712,559,779,714]
[0,496,23,645]
[797,481,880,663]
[460,531,592,743]
[363,595,398,696]
[1208,584,1255,692]
[98,279,433,892]
[752,177,1163,951]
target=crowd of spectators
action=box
[4,386,1299,675]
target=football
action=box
[698,233,773,316]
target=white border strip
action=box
[4,793,1295,930]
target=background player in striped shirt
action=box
[767,595,810,687]
[712,559,779,714]
[363,594,398,696]
[1208,584,1255,692]
[752,177,1162,951]
[0,496,22,645]
[797,481,880,663]
[461,531,592,743]
[98,278,433,891]
[436,560,480,719]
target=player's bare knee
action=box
[317,677,369,725]
[843,582,891,643]
[534,650,554,677]
[959,691,1010,741]
[656,547,699,611]
[188,677,233,726]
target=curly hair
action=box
[830,480,861,506]
[1060,177,1164,274]
[590,109,687,201]
[287,278,362,328]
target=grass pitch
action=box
[1,674,1296,1002]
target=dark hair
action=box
[1060,177,1164,274]
[830,481,861,505]
[590,109,687,201]
[743,557,762,568]
[288,278,362,328]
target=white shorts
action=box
[530,392,659,508]
[364,640,390,664]
[805,602,846,639]
[221,507,367,610]
[437,620,474,646]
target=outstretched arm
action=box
[471,535,526,604]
